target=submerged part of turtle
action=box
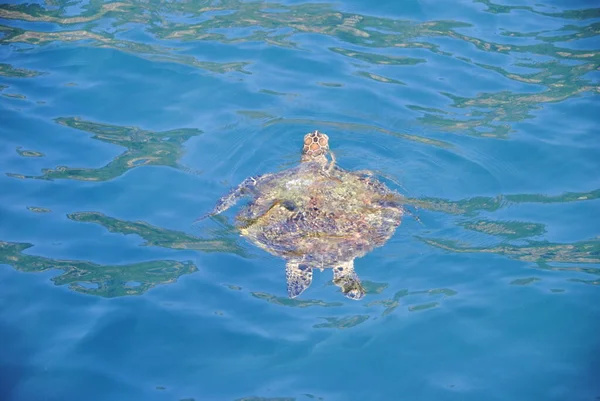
[201,130,403,300]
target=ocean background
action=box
[1,0,599,400]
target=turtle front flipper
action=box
[333,260,365,300]
[286,261,313,298]
[196,175,265,222]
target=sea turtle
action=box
[201,130,404,300]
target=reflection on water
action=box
[26,206,51,213]
[406,188,600,215]
[313,315,370,329]
[1,1,598,138]
[0,211,245,297]
[16,147,45,158]
[367,288,458,316]
[0,240,197,297]
[459,220,546,239]
[420,237,600,264]
[7,117,203,181]
[510,277,540,286]
[0,0,598,301]
[68,211,244,254]
[0,62,44,78]
[251,292,344,308]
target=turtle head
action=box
[301,130,329,162]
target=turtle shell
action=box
[237,162,403,268]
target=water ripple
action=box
[0,1,599,398]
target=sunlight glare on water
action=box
[0,0,599,400]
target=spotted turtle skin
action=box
[302,130,330,160]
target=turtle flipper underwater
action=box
[333,260,366,300]
[200,130,404,300]
[286,261,313,298]
[195,174,268,222]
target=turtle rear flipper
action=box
[333,260,365,300]
[286,262,313,298]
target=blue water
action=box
[1,1,599,400]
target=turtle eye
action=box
[281,200,297,211]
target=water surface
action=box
[1,0,599,400]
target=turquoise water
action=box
[1,0,599,400]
